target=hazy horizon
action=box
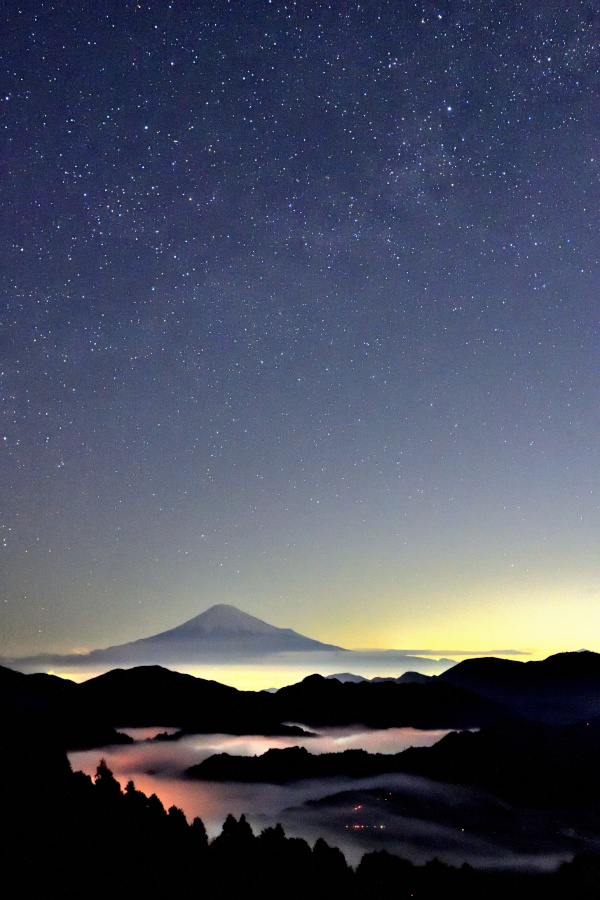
[3,601,541,689]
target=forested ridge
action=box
[3,735,600,899]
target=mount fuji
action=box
[9,604,345,670]
[96,604,345,662]
[7,605,459,680]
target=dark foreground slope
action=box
[399,716,600,806]
[2,734,599,900]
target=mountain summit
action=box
[88,604,345,664]
[161,604,301,638]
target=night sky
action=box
[1,1,599,672]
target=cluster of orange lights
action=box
[345,795,392,828]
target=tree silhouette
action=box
[1,737,588,899]
[94,758,122,799]
[191,815,209,850]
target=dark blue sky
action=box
[1,0,598,664]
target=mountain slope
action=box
[0,664,130,749]
[77,664,304,734]
[438,651,600,723]
[272,672,504,728]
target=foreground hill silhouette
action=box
[3,733,599,898]
[5,651,600,892]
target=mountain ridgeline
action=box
[3,648,600,752]
[437,651,600,722]
[0,662,502,751]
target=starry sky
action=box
[1,0,599,670]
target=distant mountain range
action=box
[5,649,600,754]
[0,659,501,751]
[327,671,432,685]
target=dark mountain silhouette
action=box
[326,672,367,683]
[0,663,131,749]
[327,671,432,685]
[188,715,600,811]
[5,649,600,750]
[72,665,504,734]
[77,665,305,736]
[437,651,600,723]
[0,660,504,748]
[372,671,432,684]
[6,651,600,895]
[398,715,600,806]
[271,672,504,728]
[187,745,398,782]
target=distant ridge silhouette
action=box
[327,671,432,685]
[4,650,600,752]
[438,651,600,723]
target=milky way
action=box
[1,1,598,663]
